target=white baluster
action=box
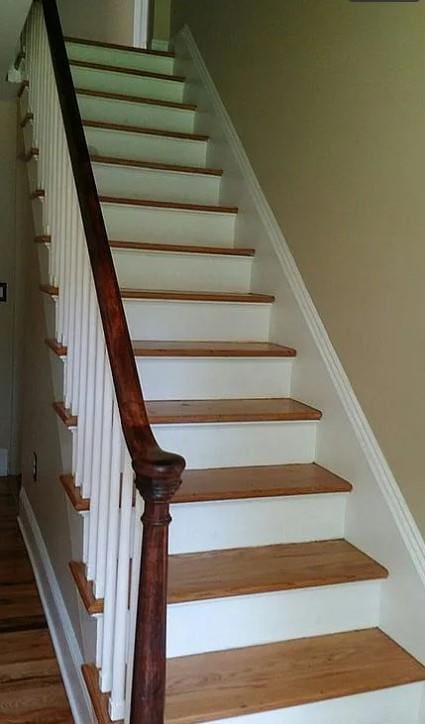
[110,447,134,720]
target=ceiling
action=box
[0,0,32,99]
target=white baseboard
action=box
[18,488,93,724]
[175,24,425,672]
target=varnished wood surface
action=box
[110,241,254,256]
[76,87,196,111]
[167,539,388,603]
[70,59,185,83]
[174,462,351,503]
[69,561,104,614]
[165,628,425,723]
[30,189,45,200]
[99,195,238,214]
[83,118,209,142]
[53,401,77,427]
[131,340,294,357]
[146,398,322,425]
[18,79,29,98]
[20,111,34,128]
[46,338,67,356]
[40,284,59,297]
[92,154,223,176]
[120,289,274,303]
[60,474,90,511]
[82,664,118,724]
[0,481,72,721]
[65,34,175,58]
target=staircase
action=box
[20,4,425,723]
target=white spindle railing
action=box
[24,4,143,720]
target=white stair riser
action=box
[66,42,176,75]
[102,204,236,246]
[94,163,221,205]
[113,249,252,292]
[208,683,424,724]
[31,197,44,237]
[85,126,208,167]
[19,87,30,121]
[77,94,195,133]
[27,156,38,192]
[153,421,317,468]
[167,580,381,657]
[137,357,292,400]
[71,66,184,103]
[23,121,35,156]
[124,300,271,341]
[169,493,346,553]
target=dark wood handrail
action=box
[40,1,185,721]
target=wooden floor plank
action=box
[146,397,322,425]
[165,629,425,723]
[174,462,351,503]
[0,482,72,721]
[168,539,388,603]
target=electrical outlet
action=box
[32,452,38,482]
[0,283,7,303]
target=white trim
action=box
[18,488,93,724]
[151,38,170,52]
[177,24,425,661]
[132,0,150,49]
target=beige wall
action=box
[57,0,135,45]
[171,0,425,534]
[57,0,171,45]
[0,100,18,473]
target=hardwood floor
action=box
[0,478,73,723]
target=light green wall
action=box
[171,0,425,534]
[154,0,171,40]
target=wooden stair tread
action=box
[41,286,274,304]
[53,402,77,427]
[146,398,321,425]
[60,475,90,512]
[110,241,255,256]
[99,196,238,214]
[131,340,294,357]
[45,338,67,356]
[121,289,273,303]
[76,87,195,111]
[82,119,209,142]
[168,539,388,603]
[91,154,223,176]
[65,35,175,58]
[82,664,119,724]
[69,562,103,615]
[70,59,184,83]
[165,628,425,723]
[174,463,351,503]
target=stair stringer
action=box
[173,24,425,670]
[20,132,98,723]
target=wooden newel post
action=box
[131,465,183,724]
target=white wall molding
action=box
[132,0,149,48]
[18,488,93,724]
[176,23,425,659]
